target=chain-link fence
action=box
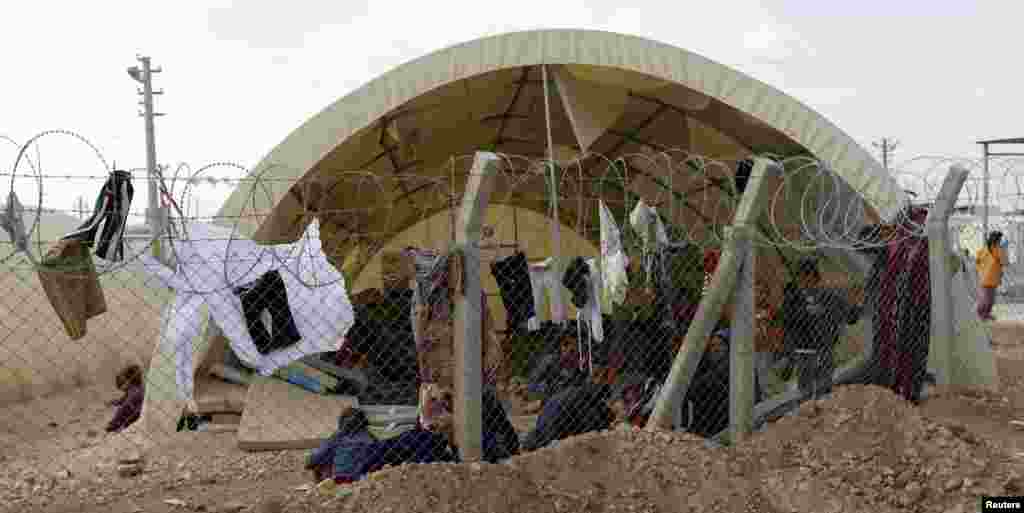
[0,130,1005,501]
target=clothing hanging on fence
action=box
[599,201,629,311]
[734,159,753,196]
[409,251,504,431]
[233,270,303,355]
[576,259,605,373]
[34,171,134,340]
[893,208,931,403]
[856,229,890,387]
[490,252,536,332]
[628,201,669,284]
[0,191,28,255]
[136,220,355,401]
[561,256,604,353]
[876,240,903,388]
[405,247,446,353]
[36,239,108,340]
[528,257,567,328]
[63,170,134,262]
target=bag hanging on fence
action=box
[34,170,133,340]
[36,238,108,340]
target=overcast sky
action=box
[2,0,1022,221]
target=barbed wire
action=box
[4,130,1020,285]
[0,129,1012,500]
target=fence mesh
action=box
[0,130,1010,507]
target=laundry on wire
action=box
[134,219,356,401]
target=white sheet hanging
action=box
[629,200,668,247]
[580,258,604,343]
[136,220,356,401]
[527,257,567,328]
[629,200,669,284]
[599,201,628,312]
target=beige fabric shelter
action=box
[215,29,908,268]
[134,30,999,437]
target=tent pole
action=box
[541,65,561,263]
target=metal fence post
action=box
[647,158,774,431]
[729,224,755,443]
[453,152,501,462]
[928,165,969,386]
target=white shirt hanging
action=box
[136,220,355,401]
[527,257,567,328]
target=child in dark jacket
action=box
[782,258,863,397]
[106,364,145,433]
[305,406,376,484]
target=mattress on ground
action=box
[360,404,419,426]
[193,377,248,414]
[237,376,358,451]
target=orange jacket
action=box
[975,246,1007,288]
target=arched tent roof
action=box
[216,29,906,263]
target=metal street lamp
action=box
[126,66,143,83]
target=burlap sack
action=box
[36,239,107,340]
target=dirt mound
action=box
[745,385,1018,512]
[4,384,1022,512]
[334,429,768,513]
[329,386,1019,513]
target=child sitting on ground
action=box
[305,405,376,484]
[106,364,145,432]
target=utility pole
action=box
[73,196,88,219]
[872,137,900,172]
[127,56,166,261]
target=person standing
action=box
[782,258,863,397]
[975,231,1008,321]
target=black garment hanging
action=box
[233,270,302,355]
[490,252,536,331]
[562,257,590,309]
[63,170,134,262]
[735,159,753,196]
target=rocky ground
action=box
[3,325,1024,513]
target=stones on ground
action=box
[118,450,143,465]
[217,501,246,513]
[942,478,961,492]
[117,464,142,478]
[1004,474,1022,493]
[253,496,284,513]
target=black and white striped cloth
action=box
[62,170,134,262]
